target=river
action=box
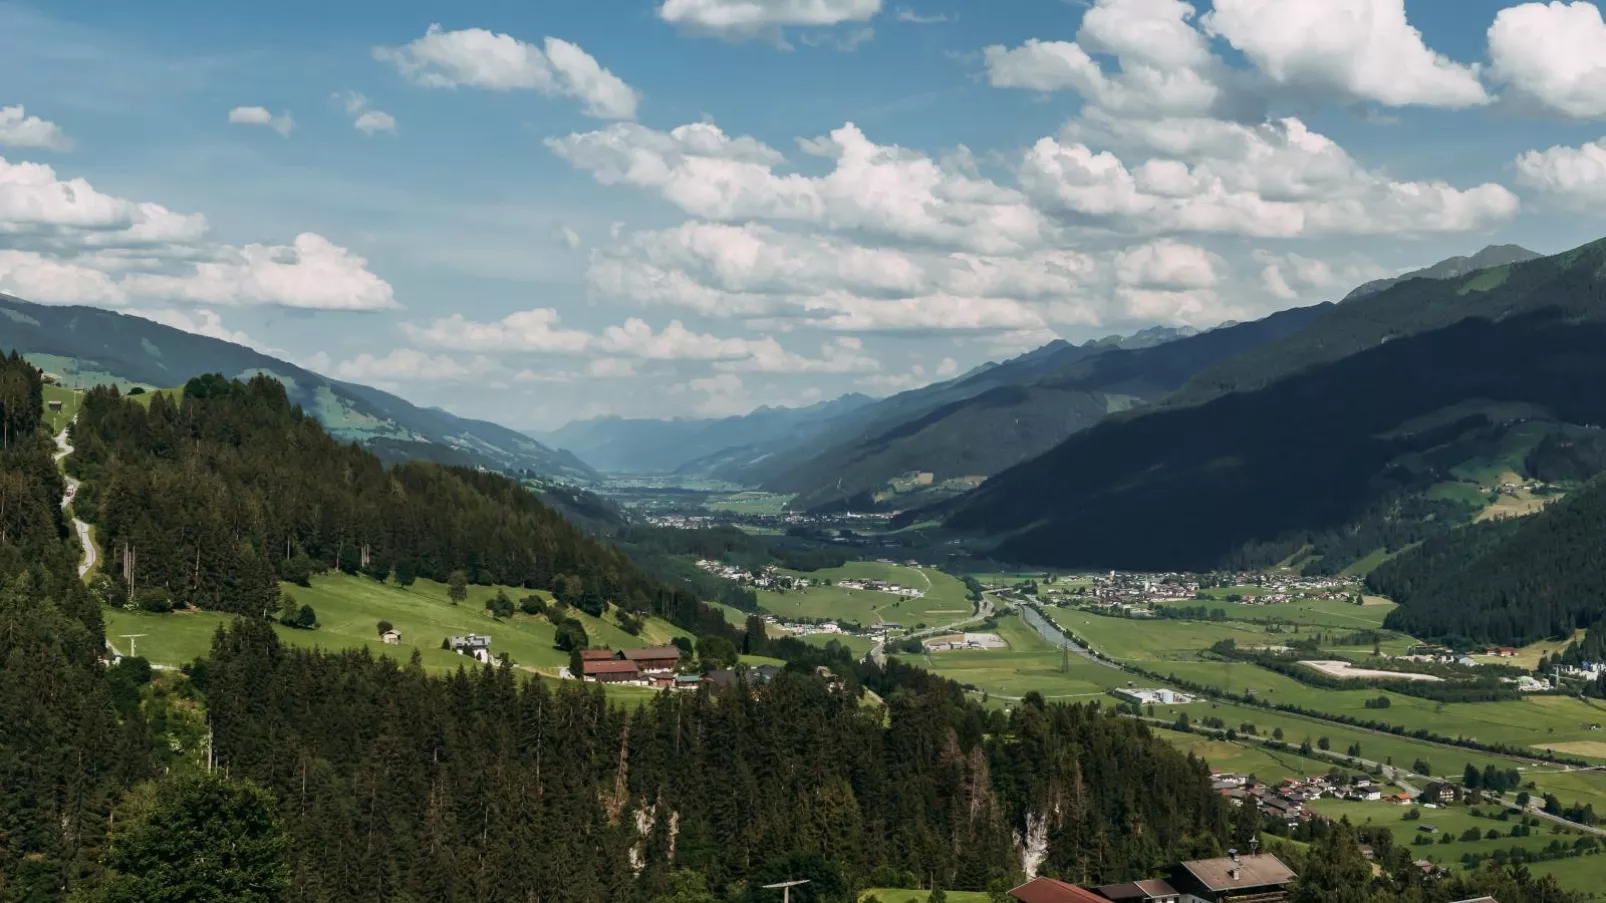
[1016,601,1124,671]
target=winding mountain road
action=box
[53,424,96,578]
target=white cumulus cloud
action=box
[354,110,398,135]
[548,120,1047,254]
[1489,1,1606,119]
[659,0,882,41]
[227,106,295,137]
[121,233,398,310]
[1201,0,1488,108]
[0,106,72,151]
[1514,137,1606,206]
[375,25,639,120]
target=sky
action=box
[4,0,1606,430]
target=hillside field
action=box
[105,572,688,692]
[902,613,1121,701]
[1309,798,1604,893]
[758,561,975,628]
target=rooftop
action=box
[1094,879,1178,901]
[579,649,616,661]
[620,646,682,661]
[582,660,639,675]
[1011,877,1109,903]
[1178,854,1296,892]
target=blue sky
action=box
[4,0,1606,430]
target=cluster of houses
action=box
[1007,849,1301,903]
[1059,851,1458,895]
[1039,571,1361,610]
[693,560,810,591]
[836,577,924,598]
[575,645,847,693]
[1212,773,1388,824]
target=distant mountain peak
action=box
[1344,244,1542,301]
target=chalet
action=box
[1094,879,1181,903]
[47,400,62,412]
[619,645,682,675]
[1169,852,1295,903]
[1009,877,1109,903]
[580,648,616,662]
[749,664,783,684]
[704,669,740,693]
[1421,782,1461,804]
[447,635,492,663]
[380,628,402,646]
[672,674,705,691]
[583,660,642,684]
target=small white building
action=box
[381,628,402,646]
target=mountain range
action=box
[0,296,597,482]
[940,239,1606,575]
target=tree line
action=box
[1372,466,1606,645]
[67,373,737,641]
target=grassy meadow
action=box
[42,384,82,432]
[860,891,989,903]
[758,561,976,628]
[905,614,1123,701]
[1308,798,1605,892]
[106,572,689,690]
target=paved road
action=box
[53,424,96,577]
[868,591,994,667]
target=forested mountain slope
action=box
[0,350,1247,901]
[1343,244,1541,301]
[696,327,1196,491]
[768,306,1325,512]
[0,295,596,481]
[537,393,873,474]
[0,351,154,899]
[67,373,728,638]
[1169,239,1599,407]
[942,308,1606,572]
[204,635,1233,900]
[1372,470,1606,645]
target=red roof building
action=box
[1009,877,1110,903]
[582,660,641,683]
[619,646,682,673]
[580,648,616,661]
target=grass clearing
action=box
[910,614,1123,700]
[1309,798,1602,892]
[106,572,690,682]
[860,891,989,903]
[1159,730,1311,783]
[41,384,83,432]
[706,491,793,515]
[1471,631,1585,671]
[759,561,975,629]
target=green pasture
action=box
[860,890,989,903]
[1157,594,1393,630]
[41,384,82,432]
[1309,798,1605,892]
[1158,730,1313,783]
[909,614,1123,701]
[705,491,794,515]
[1140,658,1606,762]
[106,572,691,680]
[760,561,975,628]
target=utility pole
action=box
[120,634,147,658]
[763,879,810,903]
